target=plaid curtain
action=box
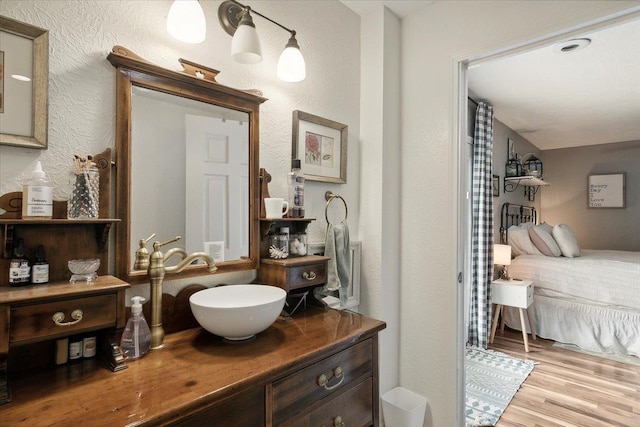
[468,102,494,348]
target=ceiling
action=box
[469,17,640,151]
[341,2,639,151]
[341,0,432,19]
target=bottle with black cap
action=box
[287,159,305,218]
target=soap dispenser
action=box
[22,160,53,219]
[120,296,151,360]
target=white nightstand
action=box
[490,279,537,352]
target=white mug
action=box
[264,198,289,219]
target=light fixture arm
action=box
[220,0,296,37]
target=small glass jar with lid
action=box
[289,232,307,257]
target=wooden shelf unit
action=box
[0,218,120,287]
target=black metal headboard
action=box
[500,203,537,244]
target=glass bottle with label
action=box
[288,159,305,218]
[9,239,31,286]
[31,245,49,284]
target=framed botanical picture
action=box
[588,173,625,208]
[492,175,500,197]
[292,110,347,183]
[507,138,515,160]
[0,16,48,149]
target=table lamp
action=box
[493,244,512,280]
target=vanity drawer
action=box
[259,255,329,292]
[272,338,373,425]
[287,262,327,290]
[277,378,373,427]
[10,294,117,344]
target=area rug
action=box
[465,346,534,426]
[552,342,640,366]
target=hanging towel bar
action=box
[325,191,348,224]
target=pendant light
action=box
[277,32,306,82]
[167,0,206,44]
[231,8,262,64]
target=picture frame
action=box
[492,174,500,197]
[292,110,347,184]
[0,16,49,149]
[588,173,625,208]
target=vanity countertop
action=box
[1,307,385,426]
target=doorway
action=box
[457,9,640,425]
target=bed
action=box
[499,203,640,357]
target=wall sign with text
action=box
[588,173,625,208]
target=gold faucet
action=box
[147,236,217,350]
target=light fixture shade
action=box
[277,35,306,82]
[231,11,262,64]
[493,244,512,266]
[167,0,206,44]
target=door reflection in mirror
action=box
[131,86,250,267]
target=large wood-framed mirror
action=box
[108,46,266,285]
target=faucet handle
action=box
[140,233,157,246]
[154,236,182,251]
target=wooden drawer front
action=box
[288,262,327,290]
[10,294,117,343]
[272,339,373,425]
[172,387,265,427]
[278,378,373,427]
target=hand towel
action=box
[324,221,351,305]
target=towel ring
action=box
[325,191,348,224]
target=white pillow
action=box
[552,224,581,258]
[529,224,562,257]
[507,223,541,256]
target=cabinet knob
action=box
[303,271,317,280]
[321,416,345,427]
[52,309,84,326]
[317,366,344,390]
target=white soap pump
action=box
[120,296,151,359]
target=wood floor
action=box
[489,329,640,427]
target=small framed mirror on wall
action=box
[0,16,48,149]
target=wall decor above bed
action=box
[588,173,625,209]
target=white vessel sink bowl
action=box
[189,285,287,340]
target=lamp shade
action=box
[277,34,306,82]
[231,11,262,64]
[493,244,512,266]
[167,0,206,44]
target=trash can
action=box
[381,386,427,427]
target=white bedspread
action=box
[508,249,640,310]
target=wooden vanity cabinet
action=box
[172,337,379,427]
[172,387,265,427]
[0,308,384,426]
[271,338,376,427]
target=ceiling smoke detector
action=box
[553,38,591,54]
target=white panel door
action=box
[185,115,249,261]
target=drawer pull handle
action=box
[321,416,345,427]
[52,309,84,326]
[303,271,317,280]
[317,366,344,390]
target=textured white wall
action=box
[356,5,401,398]
[399,2,640,426]
[0,1,361,293]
